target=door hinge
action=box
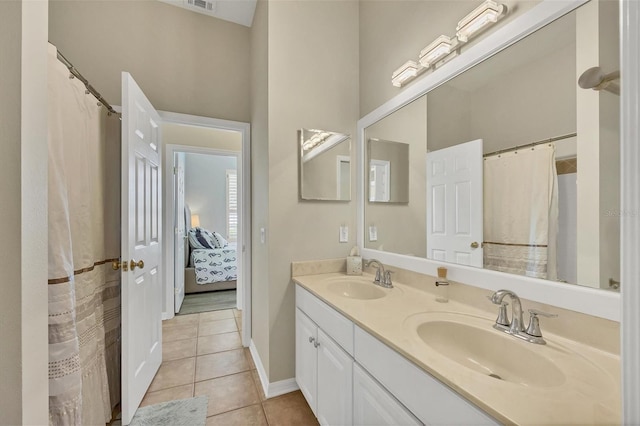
[173,166,178,175]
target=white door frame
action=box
[160,111,251,348]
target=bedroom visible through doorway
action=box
[161,112,251,347]
[178,151,239,315]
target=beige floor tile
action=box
[196,349,250,381]
[206,404,268,426]
[244,347,256,370]
[140,383,193,407]
[262,391,318,426]
[148,357,196,392]
[199,319,237,336]
[235,315,242,331]
[199,309,234,322]
[250,369,266,401]
[233,308,241,318]
[163,338,197,361]
[163,324,198,342]
[197,332,242,356]
[194,372,260,417]
[163,314,199,328]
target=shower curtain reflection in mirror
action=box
[483,144,558,280]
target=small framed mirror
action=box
[367,138,410,203]
[299,128,351,201]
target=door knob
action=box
[112,260,128,271]
[130,259,144,271]
[470,241,479,249]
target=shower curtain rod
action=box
[56,49,119,116]
[484,132,577,157]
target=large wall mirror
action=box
[361,0,621,301]
[300,128,351,201]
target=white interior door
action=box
[426,139,483,267]
[174,153,186,313]
[121,72,163,425]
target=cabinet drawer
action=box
[296,285,354,355]
[354,364,421,426]
[354,326,498,425]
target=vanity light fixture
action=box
[456,0,506,43]
[302,132,350,163]
[302,131,331,151]
[391,60,421,87]
[419,35,454,68]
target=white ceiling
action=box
[158,0,257,27]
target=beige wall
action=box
[163,122,242,152]
[427,23,577,154]
[265,0,360,382]
[365,96,427,257]
[359,0,541,117]
[49,0,251,122]
[0,1,49,424]
[250,0,271,377]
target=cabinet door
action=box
[354,364,422,426]
[296,308,318,415]
[317,328,353,426]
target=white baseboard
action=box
[249,340,299,399]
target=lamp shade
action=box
[191,214,201,228]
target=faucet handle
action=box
[486,296,510,326]
[383,270,394,287]
[496,302,510,327]
[528,309,558,318]
[526,309,557,337]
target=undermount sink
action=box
[326,276,389,300]
[406,312,566,388]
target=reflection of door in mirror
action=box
[369,159,390,202]
[362,2,620,292]
[337,155,351,200]
[426,139,483,267]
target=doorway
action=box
[176,151,240,315]
[161,111,251,348]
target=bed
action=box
[184,205,237,294]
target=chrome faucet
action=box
[490,289,525,334]
[489,289,557,345]
[365,259,393,288]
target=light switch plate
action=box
[369,225,378,242]
[339,225,348,243]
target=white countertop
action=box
[293,272,621,425]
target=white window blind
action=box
[226,169,238,242]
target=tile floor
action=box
[141,308,318,426]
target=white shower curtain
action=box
[483,143,558,280]
[47,43,122,425]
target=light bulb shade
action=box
[391,60,420,87]
[456,0,505,43]
[419,35,453,68]
[191,214,200,228]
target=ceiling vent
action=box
[185,0,216,14]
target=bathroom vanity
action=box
[293,271,620,425]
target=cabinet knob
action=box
[314,341,320,348]
[470,241,479,249]
[309,336,315,344]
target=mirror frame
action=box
[357,0,621,321]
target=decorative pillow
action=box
[188,227,217,249]
[212,231,229,248]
